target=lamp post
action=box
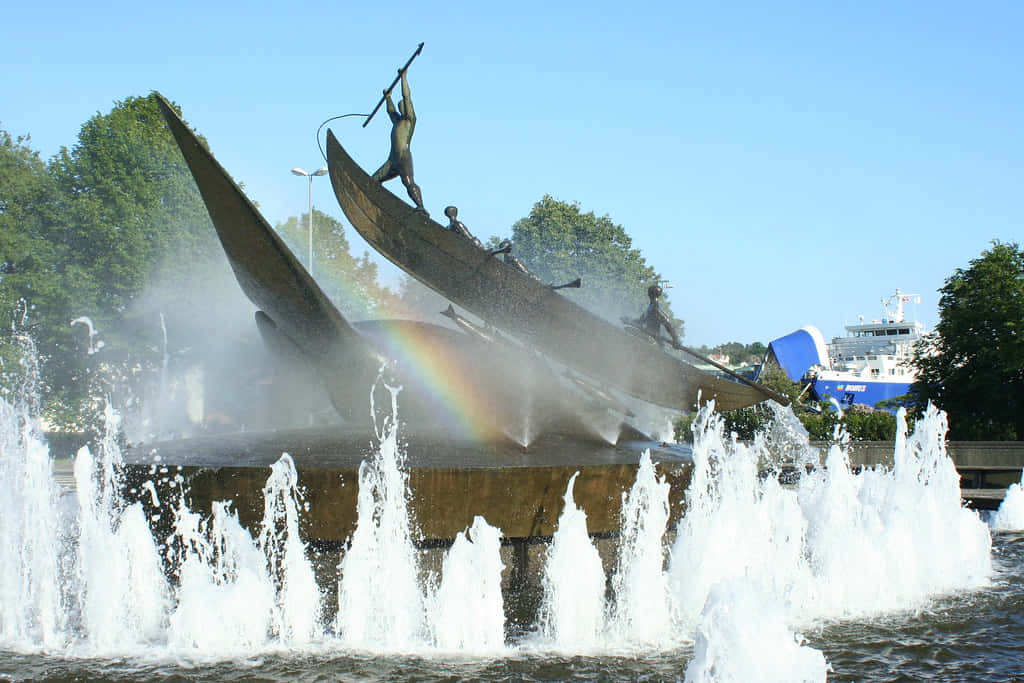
[291,166,328,276]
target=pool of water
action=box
[814,530,1024,682]
[1,531,1021,683]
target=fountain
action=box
[0,85,1009,679]
[990,470,1024,531]
[113,95,698,596]
[0,335,1000,680]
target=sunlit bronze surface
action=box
[156,94,644,443]
[326,130,775,413]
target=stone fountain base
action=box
[123,427,693,544]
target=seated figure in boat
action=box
[631,284,680,348]
[443,205,540,281]
[444,205,483,248]
[497,240,541,281]
[372,70,427,213]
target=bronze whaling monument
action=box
[124,46,785,603]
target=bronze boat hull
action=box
[326,130,774,412]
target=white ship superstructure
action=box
[766,290,928,410]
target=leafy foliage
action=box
[1,96,228,428]
[49,95,219,315]
[504,195,683,336]
[1,95,399,431]
[275,209,395,319]
[692,341,768,367]
[842,410,900,441]
[675,400,900,443]
[755,362,807,405]
[56,95,226,428]
[0,128,88,423]
[912,241,1024,439]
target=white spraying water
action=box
[69,316,104,354]
[668,401,992,632]
[609,451,674,648]
[429,515,507,653]
[168,499,278,655]
[0,338,66,650]
[684,579,828,683]
[72,407,170,654]
[538,471,606,651]
[335,385,428,651]
[166,451,321,656]
[0,338,995,679]
[652,401,988,682]
[0,338,171,655]
[990,469,1024,531]
[260,453,322,644]
[0,337,322,658]
[157,312,169,439]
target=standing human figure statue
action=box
[372,70,426,213]
[639,284,680,347]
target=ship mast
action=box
[882,289,920,323]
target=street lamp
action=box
[291,166,328,276]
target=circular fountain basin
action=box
[123,427,693,544]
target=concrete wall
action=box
[125,459,694,545]
[808,441,1024,469]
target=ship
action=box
[765,290,927,410]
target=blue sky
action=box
[4,0,1022,347]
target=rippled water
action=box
[1,538,1022,683]
[815,531,1024,682]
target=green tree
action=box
[0,129,60,320]
[1,95,226,429]
[275,209,395,319]
[56,95,223,429]
[0,129,60,278]
[727,364,803,439]
[912,240,1024,439]
[756,362,806,404]
[504,195,683,336]
[693,341,768,367]
[797,409,841,441]
[843,410,899,441]
[50,94,218,316]
[0,127,86,415]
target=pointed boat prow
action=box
[154,94,375,365]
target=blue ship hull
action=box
[812,378,912,411]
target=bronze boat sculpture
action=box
[141,92,705,553]
[325,130,782,413]
[155,95,649,445]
